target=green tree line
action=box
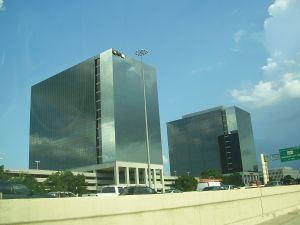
[174,169,244,192]
[0,167,88,195]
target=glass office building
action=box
[167,106,257,177]
[29,49,163,170]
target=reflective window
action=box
[167,106,258,176]
[167,109,224,177]
[101,187,115,193]
[29,49,163,170]
[101,50,163,164]
[29,58,96,170]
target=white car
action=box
[96,185,125,196]
[222,185,239,190]
[197,181,221,191]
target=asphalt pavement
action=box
[258,209,300,225]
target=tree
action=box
[1,168,46,194]
[9,173,47,194]
[200,169,222,179]
[44,171,88,195]
[175,175,198,192]
[0,167,11,181]
[222,173,244,187]
[281,175,294,185]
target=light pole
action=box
[35,160,40,170]
[174,171,177,177]
[135,49,151,188]
[187,171,190,176]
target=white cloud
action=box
[0,0,4,11]
[231,0,300,107]
[268,0,291,15]
[262,58,278,72]
[234,29,246,43]
[231,72,300,106]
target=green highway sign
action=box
[279,146,300,162]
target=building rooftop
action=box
[182,106,224,119]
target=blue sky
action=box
[0,0,299,173]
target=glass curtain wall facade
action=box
[29,59,96,170]
[29,49,163,170]
[167,106,257,177]
[100,49,163,165]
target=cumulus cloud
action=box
[231,72,300,106]
[0,0,4,11]
[231,0,300,107]
[262,58,278,72]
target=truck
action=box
[196,179,222,191]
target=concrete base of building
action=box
[70,161,165,192]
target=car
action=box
[264,181,282,187]
[47,191,76,198]
[222,185,239,190]
[248,180,263,188]
[119,186,156,195]
[96,185,125,196]
[0,181,31,199]
[165,188,183,193]
[197,180,222,191]
[202,186,226,191]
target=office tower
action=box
[167,106,258,177]
[29,49,163,172]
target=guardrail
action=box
[0,185,299,225]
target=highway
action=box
[258,209,300,225]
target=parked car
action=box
[248,180,263,188]
[165,188,183,193]
[222,185,239,190]
[264,181,282,187]
[197,179,222,191]
[119,186,156,195]
[202,186,226,191]
[47,191,76,198]
[0,181,31,199]
[96,185,125,196]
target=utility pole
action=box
[135,49,152,188]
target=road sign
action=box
[279,146,300,162]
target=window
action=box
[101,187,115,193]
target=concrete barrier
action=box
[0,185,299,225]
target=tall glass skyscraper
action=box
[29,49,163,170]
[167,106,257,177]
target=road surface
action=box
[258,209,300,225]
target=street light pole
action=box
[35,160,40,170]
[135,49,151,188]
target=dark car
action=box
[202,186,226,191]
[47,191,77,198]
[119,186,156,195]
[0,181,31,199]
[165,188,183,193]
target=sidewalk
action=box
[258,209,300,225]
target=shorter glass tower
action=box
[167,106,258,177]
